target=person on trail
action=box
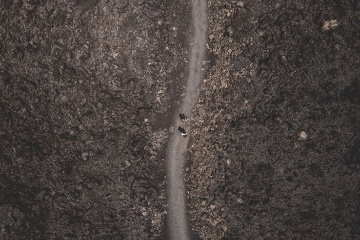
[178,126,187,138]
[179,113,188,122]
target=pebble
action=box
[236,1,245,7]
[81,152,89,160]
[237,198,244,204]
[157,19,163,26]
[299,131,307,140]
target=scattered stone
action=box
[322,20,339,31]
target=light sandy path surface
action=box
[166,0,208,239]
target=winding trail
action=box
[166,0,208,239]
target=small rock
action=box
[35,190,46,201]
[17,157,26,165]
[210,204,216,210]
[226,159,231,166]
[32,204,40,214]
[322,20,339,31]
[141,207,148,216]
[299,131,307,140]
[157,19,163,26]
[117,0,129,9]
[226,26,234,37]
[81,152,89,160]
[236,1,245,7]
[24,3,36,11]
[237,198,244,204]
[210,219,219,226]
[125,160,131,167]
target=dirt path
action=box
[166,0,208,239]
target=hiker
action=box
[179,113,188,122]
[178,126,187,138]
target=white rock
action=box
[299,131,307,140]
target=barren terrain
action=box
[1,0,360,239]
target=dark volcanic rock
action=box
[187,0,360,239]
[0,0,191,239]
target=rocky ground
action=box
[2,0,360,239]
[187,0,360,239]
[1,0,191,239]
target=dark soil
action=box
[187,0,360,239]
[0,0,191,239]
